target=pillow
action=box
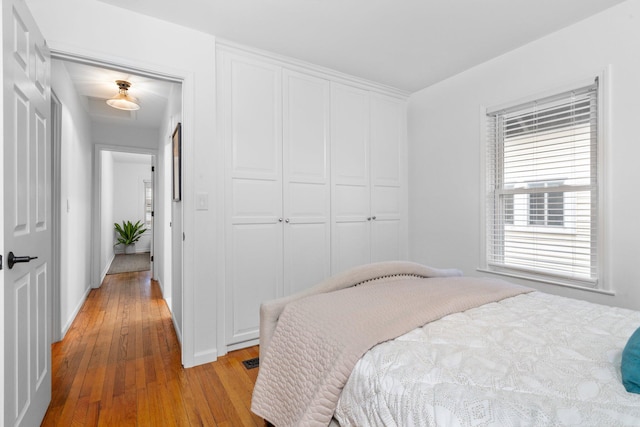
[622,326,640,393]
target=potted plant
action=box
[114,220,147,254]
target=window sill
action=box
[476,268,615,296]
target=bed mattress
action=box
[334,291,640,426]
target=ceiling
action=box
[58,60,178,130]
[97,0,625,92]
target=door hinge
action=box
[183,232,185,241]
[151,255,154,262]
[151,166,155,172]
[0,254,3,270]
[151,211,154,217]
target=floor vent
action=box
[242,357,260,370]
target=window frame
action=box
[479,72,609,293]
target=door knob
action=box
[7,252,38,269]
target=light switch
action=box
[196,192,209,210]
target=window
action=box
[144,180,153,227]
[527,181,564,227]
[485,79,599,287]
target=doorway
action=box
[49,55,183,346]
[98,149,154,278]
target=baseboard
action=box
[60,285,92,339]
[172,313,182,346]
[226,338,260,353]
[100,253,116,286]
[193,348,219,366]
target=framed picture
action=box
[172,122,182,201]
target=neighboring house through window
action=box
[485,78,601,288]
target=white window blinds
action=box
[486,79,599,286]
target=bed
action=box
[251,261,640,426]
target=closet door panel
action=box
[228,55,282,179]
[231,179,281,220]
[370,93,403,187]
[284,71,329,183]
[331,83,369,186]
[286,223,330,295]
[228,223,282,345]
[371,185,400,220]
[333,221,371,274]
[371,219,401,263]
[283,70,330,294]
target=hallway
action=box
[42,271,262,426]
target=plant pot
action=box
[124,243,136,255]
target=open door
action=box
[2,0,53,425]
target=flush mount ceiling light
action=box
[106,80,140,111]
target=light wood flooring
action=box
[42,270,264,426]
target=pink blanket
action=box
[251,276,531,426]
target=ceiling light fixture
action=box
[106,80,140,111]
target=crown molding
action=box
[216,38,409,99]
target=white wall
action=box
[112,159,152,253]
[27,0,218,367]
[100,151,115,277]
[408,0,640,310]
[52,60,94,336]
[92,123,159,151]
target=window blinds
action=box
[486,80,599,285]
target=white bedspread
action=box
[335,291,640,426]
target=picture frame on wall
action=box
[172,122,182,201]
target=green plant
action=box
[114,220,147,247]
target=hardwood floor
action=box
[42,271,264,426]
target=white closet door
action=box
[283,70,331,295]
[370,93,405,262]
[223,53,283,346]
[331,83,371,273]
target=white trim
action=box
[172,309,183,346]
[193,349,219,366]
[476,268,615,296]
[93,145,157,289]
[226,339,259,353]
[50,44,184,84]
[51,90,63,343]
[45,33,195,367]
[597,65,612,293]
[100,253,115,285]
[60,286,92,338]
[216,38,409,99]
[485,72,603,115]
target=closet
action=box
[219,45,406,349]
[331,83,406,273]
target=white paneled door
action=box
[222,52,332,349]
[331,83,371,273]
[331,85,406,273]
[2,0,53,426]
[282,70,330,296]
[370,93,404,262]
[223,52,283,347]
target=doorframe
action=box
[94,146,157,287]
[49,46,193,365]
[51,90,62,342]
